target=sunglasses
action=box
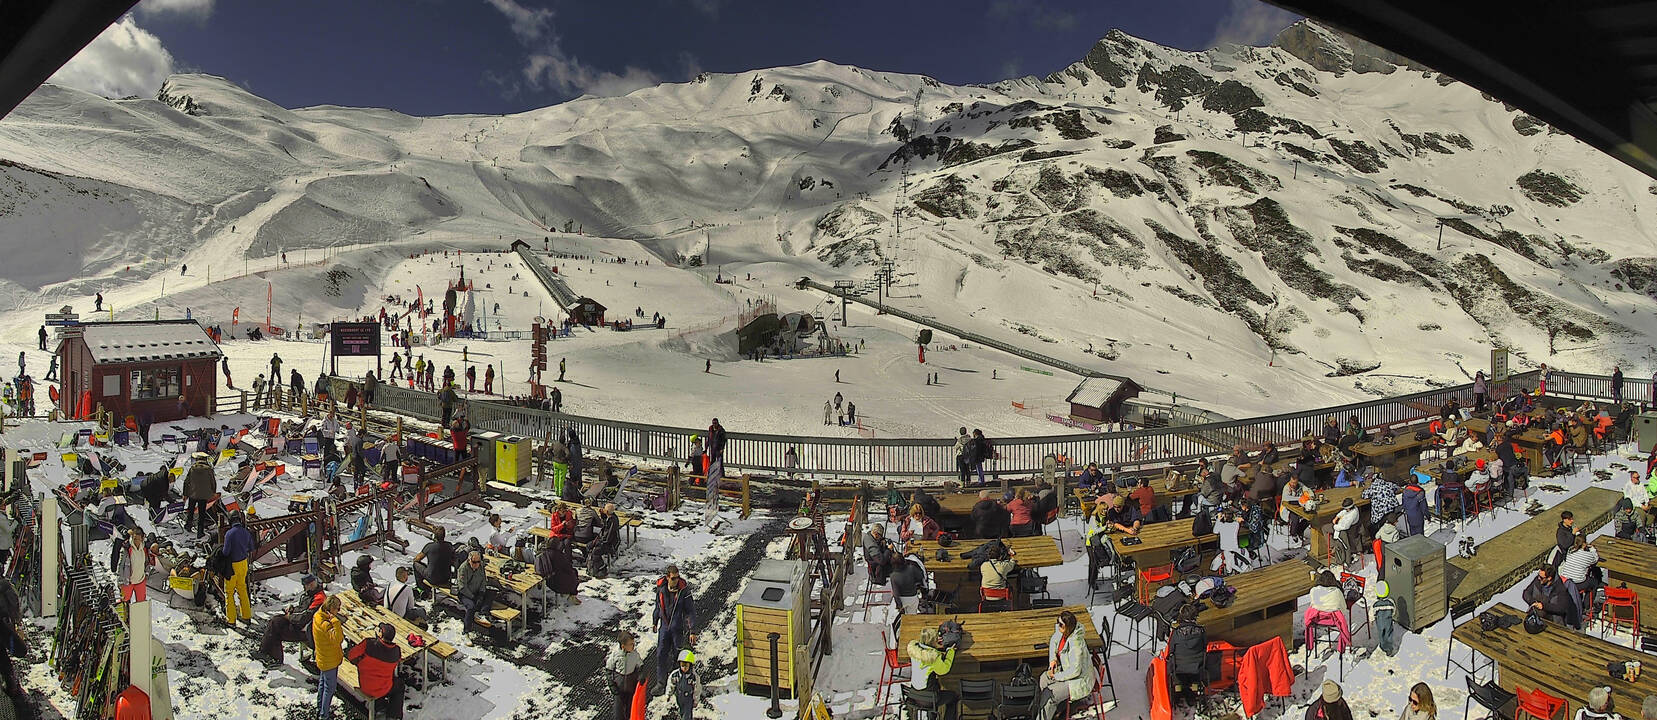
[1409,698,1420,706]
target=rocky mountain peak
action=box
[1271,19,1426,76]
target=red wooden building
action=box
[57,320,222,422]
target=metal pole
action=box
[1437,221,1444,251]
[766,632,783,718]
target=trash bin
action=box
[496,436,531,485]
[472,431,502,483]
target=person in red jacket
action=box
[450,413,470,459]
[346,623,404,719]
[547,506,576,538]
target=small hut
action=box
[565,297,607,326]
[1066,376,1142,423]
[57,320,222,422]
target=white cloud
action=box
[524,52,659,98]
[135,0,215,19]
[484,0,662,99]
[988,0,1077,33]
[484,0,553,42]
[48,15,175,99]
[1208,0,1299,48]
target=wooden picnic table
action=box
[1198,560,1316,647]
[907,536,1063,574]
[896,604,1103,670]
[337,589,456,682]
[1453,603,1657,717]
[1591,536,1657,633]
[1286,485,1369,560]
[1106,516,1217,567]
[484,551,545,620]
[1415,450,1497,481]
[1076,484,1199,519]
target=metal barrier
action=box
[323,368,1647,480]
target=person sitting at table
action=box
[349,554,383,606]
[1294,451,1321,491]
[1259,442,1281,468]
[1543,424,1568,471]
[1557,535,1601,618]
[1481,456,1507,498]
[1247,463,1278,503]
[1321,417,1342,447]
[1007,490,1035,537]
[1307,681,1354,720]
[385,566,429,628]
[863,524,897,585]
[899,504,941,544]
[345,622,405,720]
[1168,602,1208,707]
[979,543,1017,609]
[1576,686,1620,720]
[1552,511,1581,569]
[1077,462,1107,491]
[1129,477,1158,520]
[535,537,583,607]
[906,628,959,720]
[1105,496,1142,536]
[1221,448,1247,488]
[1522,565,1578,628]
[1331,498,1363,568]
[1614,498,1651,540]
[1454,427,1486,456]
[909,489,943,522]
[457,551,493,632]
[1435,466,1469,520]
[257,574,325,665]
[889,550,928,616]
[1280,475,1309,538]
[1304,571,1351,653]
[412,526,457,596]
[970,490,1010,539]
[1037,609,1096,720]
[1201,469,1229,510]
[589,503,622,577]
[547,504,576,539]
[1625,470,1651,511]
[486,513,520,559]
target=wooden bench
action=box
[431,585,523,639]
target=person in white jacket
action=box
[1037,610,1096,720]
[1331,498,1363,567]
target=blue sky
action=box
[51,0,1299,116]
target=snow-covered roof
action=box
[1067,378,1124,408]
[80,321,222,364]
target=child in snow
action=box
[666,649,701,720]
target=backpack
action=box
[1008,662,1036,687]
[937,618,964,648]
[1341,576,1364,606]
[1174,547,1200,574]
[1192,509,1214,538]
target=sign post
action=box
[1491,348,1510,382]
[328,322,382,377]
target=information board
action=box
[1491,348,1509,381]
[330,322,381,357]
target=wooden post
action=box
[537,431,549,487]
[667,465,681,510]
[739,474,752,519]
[359,402,368,431]
[239,390,247,414]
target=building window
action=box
[130,367,182,400]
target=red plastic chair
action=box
[877,630,911,720]
[1602,587,1641,640]
[1138,562,1175,605]
[978,586,1011,612]
[1514,686,1566,720]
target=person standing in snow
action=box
[466,365,476,393]
[183,452,216,539]
[953,427,971,484]
[704,359,710,374]
[312,595,344,720]
[94,293,103,312]
[251,374,265,408]
[967,429,994,486]
[36,326,46,351]
[389,352,402,380]
[558,357,567,382]
[847,401,857,425]
[607,630,644,720]
[1472,370,1488,413]
[222,356,234,390]
[1614,365,1626,405]
[270,352,282,384]
[290,369,304,405]
[833,392,843,414]
[666,650,701,720]
[484,364,494,394]
[823,400,832,425]
[784,446,799,479]
[653,565,696,687]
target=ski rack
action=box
[244,485,405,582]
[51,565,124,720]
[404,456,486,533]
[10,490,41,616]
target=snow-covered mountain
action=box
[3,20,1655,411]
